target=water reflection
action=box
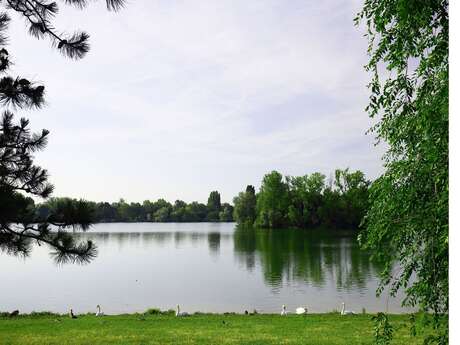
[74,227,384,293]
[1,223,409,314]
[73,231,231,256]
[208,233,221,256]
[233,227,384,292]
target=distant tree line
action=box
[35,191,234,223]
[32,168,369,228]
[233,169,369,230]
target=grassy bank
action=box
[0,312,430,345]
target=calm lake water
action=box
[1,223,411,314]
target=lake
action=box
[0,223,411,315]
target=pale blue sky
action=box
[7,0,384,203]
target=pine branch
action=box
[3,0,125,59]
[0,76,45,109]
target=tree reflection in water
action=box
[73,227,385,293]
[233,226,385,292]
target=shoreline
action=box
[1,310,418,317]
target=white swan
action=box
[69,309,77,319]
[340,302,355,315]
[176,304,189,317]
[96,305,104,317]
[295,306,308,315]
[281,305,288,316]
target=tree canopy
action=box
[234,169,370,230]
[207,191,222,221]
[233,185,257,226]
[356,0,448,343]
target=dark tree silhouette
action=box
[1,0,124,59]
[207,191,221,221]
[0,0,124,263]
[0,111,97,264]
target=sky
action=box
[6,0,385,204]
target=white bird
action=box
[281,305,288,316]
[295,306,308,315]
[96,305,104,317]
[340,302,355,315]
[176,304,189,317]
[69,309,77,319]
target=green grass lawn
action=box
[0,312,429,345]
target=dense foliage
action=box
[37,191,235,223]
[232,185,257,226]
[0,111,97,263]
[233,169,369,230]
[0,0,124,263]
[207,191,222,221]
[356,0,448,343]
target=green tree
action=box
[206,191,221,221]
[185,202,207,222]
[219,203,234,222]
[152,199,172,222]
[334,169,369,229]
[171,200,187,222]
[318,186,344,229]
[256,171,289,228]
[94,202,117,222]
[287,173,326,228]
[233,185,257,226]
[356,1,448,343]
[116,198,130,221]
[286,176,308,228]
[127,202,144,221]
[142,200,156,221]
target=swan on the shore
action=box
[69,309,77,319]
[96,305,104,317]
[176,305,189,317]
[340,302,355,315]
[281,305,288,316]
[295,306,308,315]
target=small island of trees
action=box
[234,168,369,230]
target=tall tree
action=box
[356,1,448,343]
[0,0,125,262]
[207,190,221,221]
[152,199,172,222]
[256,171,289,228]
[334,169,369,229]
[171,200,187,222]
[233,185,257,226]
[287,173,326,228]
